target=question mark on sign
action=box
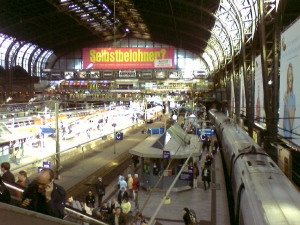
[160,49,166,58]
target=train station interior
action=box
[0,0,300,225]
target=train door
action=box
[235,183,245,225]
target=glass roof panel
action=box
[204,0,259,71]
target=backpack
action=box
[189,209,197,225]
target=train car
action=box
[208,109,300,225]
[145,106,163,123]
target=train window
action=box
[14,123,19,128]
[19,122,25,127]
[256,161,266,166]
[25,121,30,125]
[247,161,252,166]
[269,162,275,167]
[6,123,12,128]
[30,120,35,124]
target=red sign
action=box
[82,48,174,69]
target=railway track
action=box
[65,126,144,203]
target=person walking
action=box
[193,162,199,188]
[117,187,129,205]
[85,191,95,208]
[127,174,133,198]
[95,177,105,207]
[183,208,193,225]
[132,174,139,204]
[202,166,211,191]
[118,176,127,190]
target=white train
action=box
[208,109,300,225]
[145,106,163,123]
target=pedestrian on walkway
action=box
[132,174,139,203]
[85,191,95,208]
[119,176,127,190]
[95,177,105,207]
[202,166,211,191]
[127,174,133,198]
[117,187,129,205]
[183,208,193,225]
[121,197,131,215]
[193,162,199,188]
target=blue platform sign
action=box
[201,134,207,142]
[197,128,214,136]
[147,127,165,134]
[43,161,52,168]
[163,151,170,159]
[115,132,123,140]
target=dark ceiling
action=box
[0,0,219,56]
[0,0,299,60]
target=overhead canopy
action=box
[130,123,199,158]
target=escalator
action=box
[1,180,108,225]
[39,100,62,112]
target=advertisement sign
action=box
[279,18,300,145]
[83,48,174,69]
[179,165,193,181]
[254,55,265,125]
[240,66,246,116]
[231,79,235,116]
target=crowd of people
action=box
[0,133,217,225]
[0,160,147,225]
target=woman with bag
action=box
[183,208,194,225]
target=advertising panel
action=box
[279,18,300,145]
[231,78,235,116]
[254,55,265,125]
[240,66,246,116]
[82,48,174,69]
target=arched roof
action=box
[0,0,299,73]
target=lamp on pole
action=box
[112,123,117,154]
[113,0,116,46]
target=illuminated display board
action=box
[82,47,174,69]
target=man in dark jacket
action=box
[0,175,11,204]
[95,177,105,207]
[107,207,126,225]
[1,162,15,183]
[117,187,129,205]
[21,168,66,219]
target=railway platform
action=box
[55,132,230,224]
[7,114,230,225]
